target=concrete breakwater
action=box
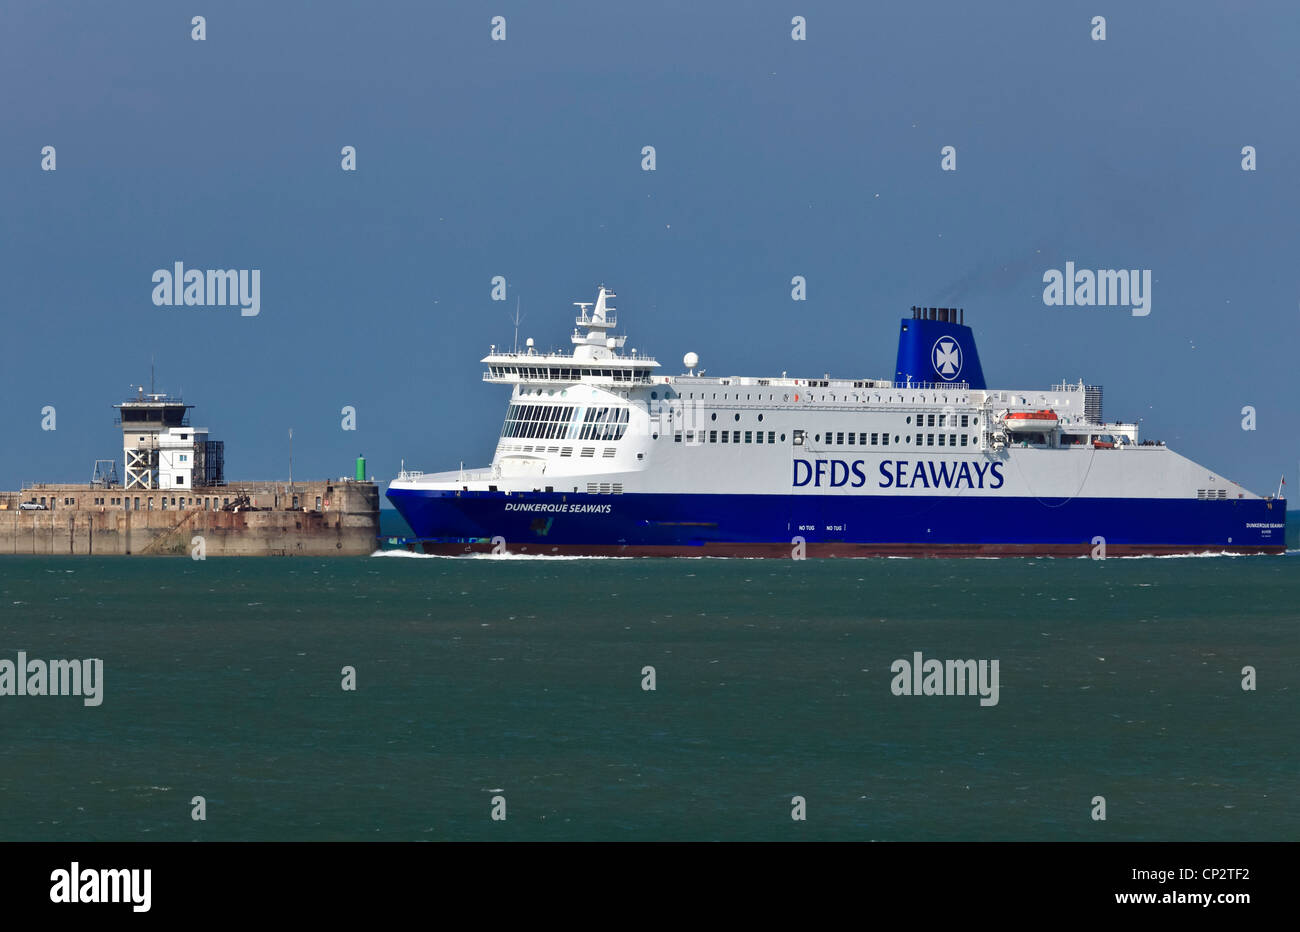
[0,479,379,556]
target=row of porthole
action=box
[678,411,978,429]
[654,389,971,404]
[652,387,978,406]
[792,394,968,404]
[669,406,977,426]
[708,412,765,422]
[814,433,979,446]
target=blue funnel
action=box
[894,307,986,390]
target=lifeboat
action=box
[1002,409,1058,432]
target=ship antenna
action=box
[508,296,524,354]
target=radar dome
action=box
[683,352,699,369]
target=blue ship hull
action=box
[386,487,1287,557]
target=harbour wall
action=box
[0,480,379,556]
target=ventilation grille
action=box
[1084,385,1103,422]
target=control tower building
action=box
[113,389,224,491]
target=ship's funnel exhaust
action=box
[895,306,986,389]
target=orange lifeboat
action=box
[1003,409,1058,432]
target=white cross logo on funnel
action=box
[932,338,962,380]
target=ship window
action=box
[871,433,878,445]
[927,414,935,427]
[938,434,945,446]
[927,434,934,446]
[756,432,764,444]
[960,415,969,427]
[882,435,890,446]
[768,431,775,443]
[734,413,740,421]
[757,414,764,422]
[848,433,855,444]
[685,430,695,443]
[651,391,658,399]
[905,435,911,443]
[711,412,717,421]
[906,416,912,425]
[859,433,867,445]
[938,415,945,427]
[973,417,979,426]
[674,432,682,442]
[732,431,740,443]
[709,430,718,442]
[721,431,729,443]
[950,434,957,446]
[814,434,820,442]
[960,435,968,447]
[744,431,752,443]
[792,430,803,445]
[836,432,843,444]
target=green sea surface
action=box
[0,512,1295,841]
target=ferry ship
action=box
[387,287,1286,556]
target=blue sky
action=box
[3,1,1297,501]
